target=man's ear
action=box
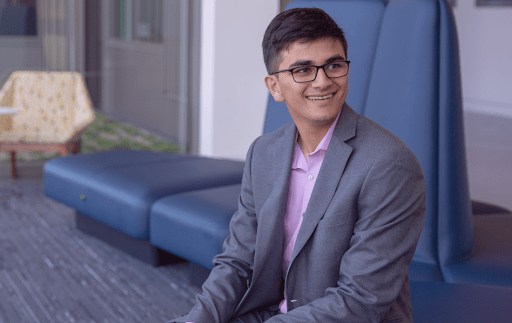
[264,75,284,102]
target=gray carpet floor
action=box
[0,178,200,323]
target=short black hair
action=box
[262,7,348,74]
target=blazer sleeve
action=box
[265,145,426,323]
[169,139,260,323]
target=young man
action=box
[172,7,425,323]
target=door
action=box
[101,0,189,150]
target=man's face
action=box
[265,37,349,130]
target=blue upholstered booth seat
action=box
[410,281,512,323]
[150,185,242,269]
[362,0,444,281]
[362,0,512,288]
[441,215,512,286]
[44,150,244,240]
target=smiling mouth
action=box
[307,93,334,100]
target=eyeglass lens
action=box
[292,61,349,83]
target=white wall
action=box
[453,2,512,118]
[453,3,512,211]
[199,0,279,160]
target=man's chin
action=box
[308,115,339,128]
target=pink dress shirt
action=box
[279,113,340,313]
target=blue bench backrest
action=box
[263,0,473,279]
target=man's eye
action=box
[294,67,313,74]
[327,63,342,70]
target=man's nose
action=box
[312,67,332,87]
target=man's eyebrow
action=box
[325,55,346,63]
[289,60,313,68]
[288,55,346,68]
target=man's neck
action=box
[296,122,332,161]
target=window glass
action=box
[112,0,132,40]
[0,0,37,36]
[111,0,162,43]
[137,0,162,42]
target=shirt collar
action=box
[314,111,341,153]
[291,110,342,169]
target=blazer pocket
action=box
[316,211,350,229]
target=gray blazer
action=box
[173,104,426,323]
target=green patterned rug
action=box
[0,112,181,162]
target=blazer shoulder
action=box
[350,115,422,169]
[251,121,295,152]
[355,115,405,150]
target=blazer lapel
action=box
[251,122,296,282]
[289,103,358,268]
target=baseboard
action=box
[76,212,185,266]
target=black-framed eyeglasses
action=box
[270,60,350,83]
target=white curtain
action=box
[42,0,67,71]
[41,0,82,72]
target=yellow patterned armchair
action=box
[0,71,95,177]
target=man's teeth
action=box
[307,94,334,100]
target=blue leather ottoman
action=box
[410,281,512,323]
[150,184,241,281]
[43,150,244,264]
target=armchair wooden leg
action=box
[71,139,82,154]
[10,151,16,178]
[59,144,69,157]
